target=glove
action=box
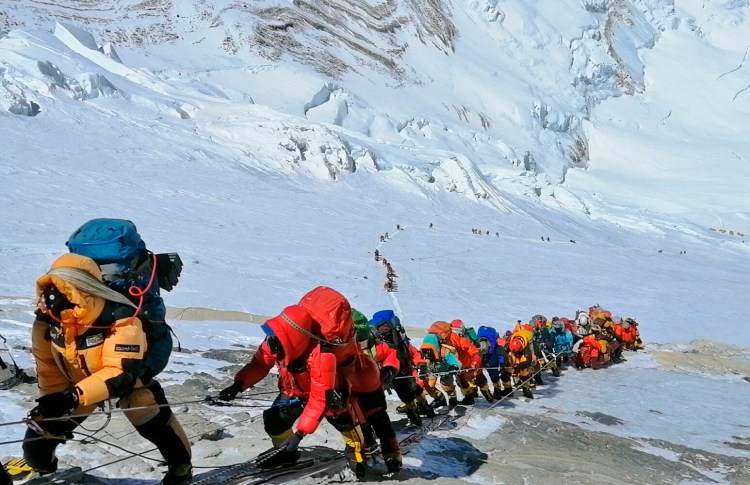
[381,367,397,390]
[219,382,244,401]
[417,363,429,377]
[255,430,305,465]
[280,430,304,452]
[33,388,79,419]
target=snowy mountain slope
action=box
[3,0,748,229]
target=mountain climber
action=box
[222,305,361,470]
[549,319,575,371]
[573,325,607,369]
[535,320,560,377]
[23,254,192,485]
[418,331,462,409]
[518,317,546,385]
[369,311,433,417]
[294,288,404,476]
[505,328,536,399]
[222,288,402,477]
[476,326,511,400]
[617,318,641,350]
[432,321,482,405]
[354,310,430,426]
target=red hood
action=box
[264,305,314,363]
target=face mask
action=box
[266,335,285,359]
[478,339,490,354]
[42,285,75,320]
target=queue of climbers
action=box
[374,249,399,293]
[1,218,644,485]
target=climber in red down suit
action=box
[219,287,402,478]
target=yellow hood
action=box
[36,254,105,330]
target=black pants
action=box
[23,381,191,471]
[263,394,306,437]
[392,374,419,404]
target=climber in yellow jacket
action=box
[505,329,536,399]
[21,254,192,485]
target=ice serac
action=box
[54,21,100,52]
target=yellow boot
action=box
[340,426,367,479]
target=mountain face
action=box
[4,0,748,231]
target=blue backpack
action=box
[66,218,182,379]
[370,309,400,327]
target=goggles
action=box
[420,348,436,361]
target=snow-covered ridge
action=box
[7,0,747,230]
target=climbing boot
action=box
[417,400,435,417]
[522,387,534,399]
[161,464,193,485]
[431,393,447,409]
[480,388,495,403]
[405,407,422,426]
[384,451,402,477]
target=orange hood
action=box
[428,321,452,341]
[35,254,105,331]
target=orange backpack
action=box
[428,321,453,341]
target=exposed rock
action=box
[576,410,625,426]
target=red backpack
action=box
[298,286,354,344]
